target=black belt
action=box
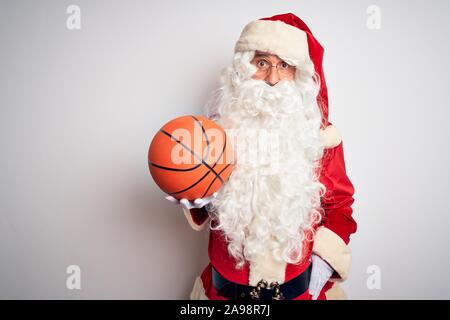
[212,263,312,300]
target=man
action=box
[167,13,356,300]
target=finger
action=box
[180,198,192,210]
[312,282,325,300]
[194,198,203,205]
[201,192,217,204]
[309,287,317,300]
[309,278,320,300]
[308,274,320,295]
[308,278,318,294]
[165,195,179,203]
[311,279,327,300]
[312,291,319,300]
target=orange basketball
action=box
[148,115,234,201]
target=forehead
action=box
[253,51,283,60]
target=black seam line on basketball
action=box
[199,130,229,197]
[148,161,202,172]
[191,115,210,163]
[159,129,224,184]
[167,130,228,196]
[168,167,214,195]
[194,130,228,197]
[201,163,232,198]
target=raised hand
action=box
[165,192,218,210]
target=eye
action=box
[256,59,269,69]
[280,61,290,69]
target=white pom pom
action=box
[320,125,342,148]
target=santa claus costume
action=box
[183,13,357,300]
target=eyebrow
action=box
[253,52,289,64]
[254,52,271,58]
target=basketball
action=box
[148,115,234,201]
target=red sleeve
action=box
[319,141,357,244]
[189,207,209,226]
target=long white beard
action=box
[207,55,326,269]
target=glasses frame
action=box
[251,57,296,78]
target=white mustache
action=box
[231,79,303,119]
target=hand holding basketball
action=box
[165,192,218,210]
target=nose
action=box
[265,66,280,86]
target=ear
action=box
[320,125,342,149]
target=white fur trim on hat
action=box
[234,19,309,66]
[320,125,342,149]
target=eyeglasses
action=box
[251,57,296,77]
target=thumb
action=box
[165,195,179,204]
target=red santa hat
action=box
[234,13,331,129]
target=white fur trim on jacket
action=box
[234,19,309,66]
[320,125,342,149]
[312,226,351,281]
[190,276,209,300]
[325,282,347,300]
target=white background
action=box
[1,0,449,299]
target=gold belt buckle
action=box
[250,279,268,300]
[269,281,285,300]
[250,279,285,300]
